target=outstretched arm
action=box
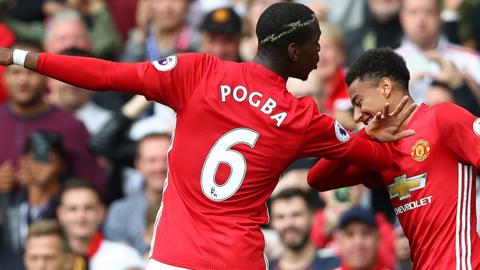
[0,47,212,112]
[0,47,148,94]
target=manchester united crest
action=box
[411,139,430,162]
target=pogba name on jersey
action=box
[220,85,288,127]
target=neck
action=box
[28,181,60,206]
[279,242,316,270]
[396,95,418,130]
[9,100,50,117]
[253,51,289,80]
[68,233,95,255]
[145,186,163,205]
[417,37,439,51]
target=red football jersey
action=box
[309,103,480,270]
[37,53,395,269]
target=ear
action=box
[380,77,393,98]
[287,43,300,62]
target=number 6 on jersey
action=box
[201,128,259,201]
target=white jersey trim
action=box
[146,259,190,270]
[457,164,473,270]
[148,131,176,259]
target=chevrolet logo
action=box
[388,173,427,200]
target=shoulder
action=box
[108,193,146,214]
[431,102,470,121]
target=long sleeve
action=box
[307,158,382,191]
[36,52,214,112]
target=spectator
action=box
[0,43,106,196]
[0,131,67,270]
[47,48,112,135]
[396,0,480,104]
[311,187,395,269]
[0,21,15,102]
[142,201,162,259]
[200,7,243,62]
[297,0,366,33]
[104,133,170,254]
[346,0,403,65]
[43,10,132,113]
[57,179,144,270]
[334,207,393,270]
[121,0,200,62]
[4,2,120,60]
[269,188,340,270]
[24,220,74,270]
[240,0,292,61]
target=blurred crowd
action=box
[0,0,479,270]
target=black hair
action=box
[135,132,172,160]
[345,47,410,91]
[256,2,318,54]
[61,178,103,204]
[269,187,313,211]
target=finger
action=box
[394,129,416,140]
[383,102,390,118]
[391,96,409,116]
[397,103,418,126]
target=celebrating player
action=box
[0,4,415,270]
[308,48,480,269]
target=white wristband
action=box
[13,49,29,67]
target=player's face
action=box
[270,197,312,250]
[348,79,388,125]
[58,189,105,240]
[24,235,68,270]
[335,222,380,269]
[4,65,47,107]
[293,24,321,81]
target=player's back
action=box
[149,54,321,269]
[380,103,480,270]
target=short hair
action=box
[345,48,410,91]
[269,187,313,211]
[27,219,70,253]
[135,132,172,160]
[256,2,318,53]
[60,178,103,204]
[45,10,87,41]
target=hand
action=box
[17,155,59,186]
[0,160,17,193]
[444,0,463,11]
[136,0,154,31]
[0,47,13,66]
[365,96,417,142]
[394,227,411,261]
[424,51,463,89]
